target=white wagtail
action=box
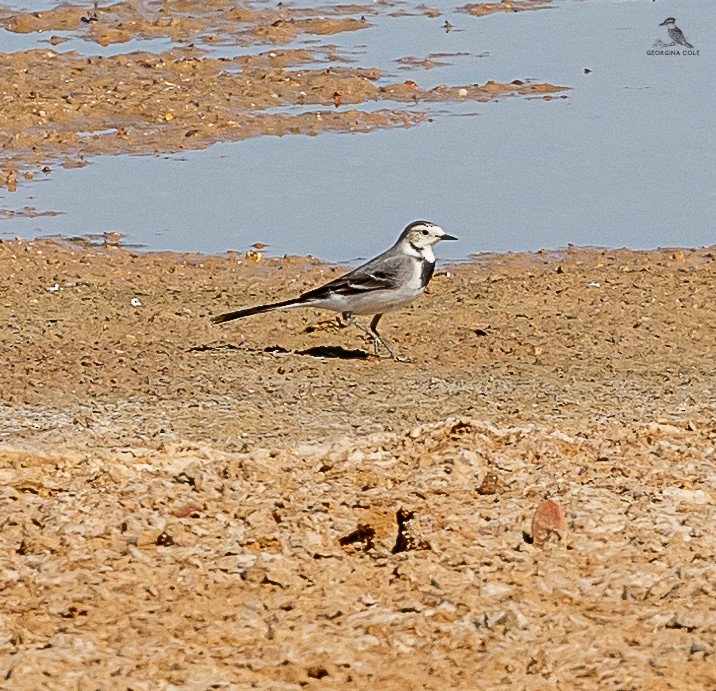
[212,220,458,360]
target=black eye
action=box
[421,229,429,235]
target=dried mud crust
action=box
[0,0,567,188]
[1,419,715,689]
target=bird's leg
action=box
[343,312,386,357]
[342,313,408,361]
[369,314,405,362]
[342,312,378,353]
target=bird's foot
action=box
[372,338,411,362]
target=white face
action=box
[403,222,454,249]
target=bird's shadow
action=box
[188,342,370,360]
[298,345,369,360]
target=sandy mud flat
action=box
[0,0,566,191]
[1,239,715,688]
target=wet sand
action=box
[1,239,715,688]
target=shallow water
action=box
[0,26,178,54]
[1,0,714,260]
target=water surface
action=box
[1,0,713,260]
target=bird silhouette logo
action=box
[654,17,694,49]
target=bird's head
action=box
[399,221,458,252]
[660,17,676,26]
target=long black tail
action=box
[211,298,300,324]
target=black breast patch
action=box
[420,259,436,288]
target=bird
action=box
[659,18,693,49]
[211,220,458,361]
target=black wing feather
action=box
[296,259,402,303]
